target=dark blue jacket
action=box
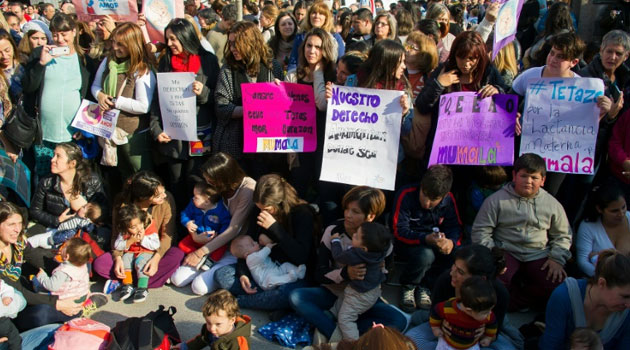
[392,184,462,246]
[180,200,231,235]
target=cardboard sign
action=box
[156,72,198,142]
[493,0,524,60]
[71,99,119,139]
[520,78,604,175]
[429,92,516,166]
[320,85,404,191]
[73,0,138,22]
[242,82,316,153]
[142,0,185,43]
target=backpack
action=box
[107,305,181,350]
[48,318,111,350]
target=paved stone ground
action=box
[89,279,535,349]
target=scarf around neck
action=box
[104,59,129,96]
[171,53,201,73]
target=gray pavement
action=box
[89,279,535,349]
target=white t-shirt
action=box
[512,66,580,96]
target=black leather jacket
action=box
[29,173,109,228]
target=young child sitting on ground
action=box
[430,276,498,350]
[28,202,103,249]
[109,204,160,303]
[175,289,251,350]
[32,238,92,307]
[0,279,26,350]
[330,222,391,340]
[230,235,306,290]
[179,181,231,270]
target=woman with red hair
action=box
[415,30,508,161]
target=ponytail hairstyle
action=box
[49,13,83,61]
[253,174,307,227]
[55,142,91,198]
[121,171,165,204]
[455,244,506,280]
[590,249,630,289]
[584,183,626,222]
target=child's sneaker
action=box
[82,293,108,318]
[133,288,148,303]
[119,284,134,301]
[103,279,121,294]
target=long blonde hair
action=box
[300,1,334,33]
[108,22,154,77]
[493,42,518,77]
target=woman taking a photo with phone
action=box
[22,13,92,177]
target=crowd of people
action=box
[0,0,628,349]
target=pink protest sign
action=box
[242,82,316,153]
[73,0,138,22]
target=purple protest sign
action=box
[242,82,316,153]
[492,0,524,60]
[428,92,516,166]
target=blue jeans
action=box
[214,263,307,310]
[0,323,60,350]
[13,304,74,332]
[395,242,453,288]
[289,286,408,339]
[405,322,518,350]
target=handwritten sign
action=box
[320,85,404,191]
[157,72,197,142]
[520,78,604,175]
[73,0,138,22]
[0,149,31,207]
[493,0,524,60]
[241,82,316,153]
[142,0,184,43]
[71,99,119,139]
[429,92,516,166]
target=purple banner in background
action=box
[492,0,524,60]
[428,92,516,166]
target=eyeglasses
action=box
[375,22,389,27]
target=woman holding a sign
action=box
[91,22,156,181]
[22,13,91,178]
[415,30,507,161]
[213,21,284,176]
[150,18,220,211]
[285,27,336,200]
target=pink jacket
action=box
[51,262,90,301]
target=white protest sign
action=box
[520,78,604,175]
[320,85,404,191]
[71,99,119,139]
[157,72,198,142]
